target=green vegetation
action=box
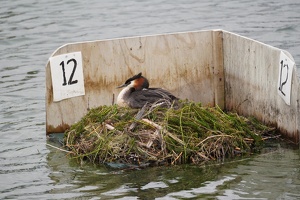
[64,101,276,167]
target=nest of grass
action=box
[64,101,276,167]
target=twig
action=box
[104,123,123,135]
[196,134,233,147]
[197,152,210,160]
[142,118,162,129]
[142,118,186,146]
[112,93,115,105]
[105,123,115,130]
[171,151,182,165]
[129,103,148,131]
[46,143,72,154]
[262,135,281,140]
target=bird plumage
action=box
[116,73,178,108]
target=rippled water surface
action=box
[1,0,300,199]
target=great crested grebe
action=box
[116,72,178,108]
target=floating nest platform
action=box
[64,101,277,167]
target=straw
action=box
[64,101,278,166]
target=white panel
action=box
[49,52,85,102]
[278,51,295,105]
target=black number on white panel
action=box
[278,60,288,96]
[60,58,78,86]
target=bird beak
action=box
[116,83,128,89]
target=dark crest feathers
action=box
[125,72,142,84]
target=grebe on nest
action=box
[116,73,178,108]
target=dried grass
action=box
[64,101,277,166]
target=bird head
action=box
[117,72,149,91]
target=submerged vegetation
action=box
[64,102,277,167]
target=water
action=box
[1,0,300,199]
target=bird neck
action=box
[117,86,135,106]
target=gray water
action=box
[1,0,300,199]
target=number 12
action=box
[60,58,78,86]
[278,60,288,96]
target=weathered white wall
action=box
[46,30,224,133]
[223,31,300,143]
[46,30,300,143]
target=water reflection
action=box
[46,140,300,199]
[226,148,300,199]
[1,0,300,198]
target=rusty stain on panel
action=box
[223,30,300,144]
[46,30,300,144]
[46,30,223,134]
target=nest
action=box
[64,101,276,167]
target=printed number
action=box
[278,60,288,96]
[60,58,78,86]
